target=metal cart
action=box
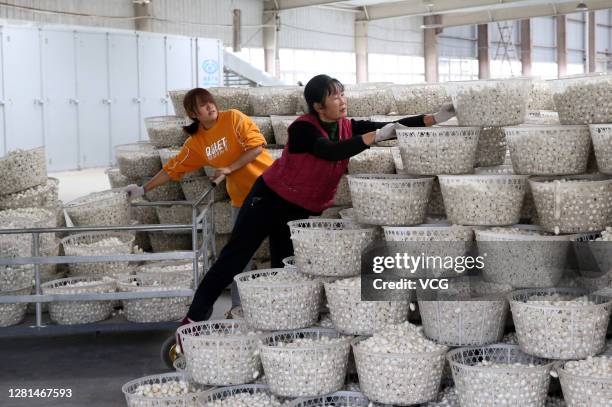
[0,177,223,367]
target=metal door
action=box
[3,26,44,151]
[137,33,167,140]
[75,31,110,168]
[109,33,140,151]
[41,28,79,171]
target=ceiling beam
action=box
[358,0,611,22]
[265,0,348,12]
[437,0,612,28]
[360,0,535,21]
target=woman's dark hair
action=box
[304,74,344,116]
[182,88,218,134]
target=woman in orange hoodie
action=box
[124,88,273,315]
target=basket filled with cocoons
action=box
[122,372,210,407]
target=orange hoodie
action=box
[163,109,273,207]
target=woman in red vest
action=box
[183,74,455,323]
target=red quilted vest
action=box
[262,114,352,213]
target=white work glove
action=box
[374,122,397,143]
[433,102,456,124]
[124,184,145,200]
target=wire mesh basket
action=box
[557,358,612,407]
[348,147,396,175]
[572,231,612,278]
[64,189,131,226]
[0,264,34,291]
[446,78,532,126]
[0,284,30,327]
[525,110,560,125]
[117,273,190,323]
[213,201,233,234]
[259,328,351,398]
[0,208,57,256]
[135,259,196,285]
[325,278,409,335]
[155,205,192,227]
[144,116,190,148]
[439,175,527,226]
[344,87,396,117]
[338,207,356,221]
[418,280,511,346]
[391,83,450,115]
[0,177,59,210]
[42,277,115,325]
[529,174,612,234]
[396,127,480,175]
[527,79,555,111]
[383,225,474,278]
[130,198,160,226]
[199,384,292,406]
[270,115,298,145]
[333,175,352,206]
[61,231,134,278]
[551,73,612,124]
[503,125,591,175]
[252,116,274,143]
[235,268,322,330]
[281,256,338,308]
[589,124,612,174]
[446,345,555,407]
[288,219,376,278]
[289,391,389,407]
[169,89,189,118]
[180,176,228,203]
[348,174,433,226]
[122,372,211,407]
[476,226,572,288]
[177,319,261,386]
[352,336,447,405]
[509,288,612,359]
[115,142,162,179]
[142,179,185,202]
[248,86,302,116]
[148,232,193,253]
[0,146,47,195]
[106,167,131,188]
[475,127,507,167]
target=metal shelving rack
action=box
[0,185,218,337]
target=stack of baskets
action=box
[122,77,612,406]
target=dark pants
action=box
[187,177,314,321]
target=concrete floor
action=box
[1,167,231,406]
[0,296,231,407]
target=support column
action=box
[557,15,567,77]
[423,15,439,83]
[263,12,278,77]
[232,9,242,53]
[355,21,368,83]
[134,1,152,32]
[520,19,532,76]
[588,11,596,72]
[477,24,490,79]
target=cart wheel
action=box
[160,335,178,369]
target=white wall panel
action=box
[532,16,555,48]
[137,33,167,141]
[109,32,140,151]
[3,26,43,151]
[75,31,110,168]
[367,16,423,56]
[41,28,78,170]
[0,0,134,30]
[279,7,354,52]
[150,0,263,48]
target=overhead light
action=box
[133,0,151,5]
[575,2,588,11]
[421,23,443,29]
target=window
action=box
[279,48,356,85]
[368,54,425,84]
[438,57,479,82]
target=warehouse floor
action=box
[0,167,231,406]
[0,295,231,407]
